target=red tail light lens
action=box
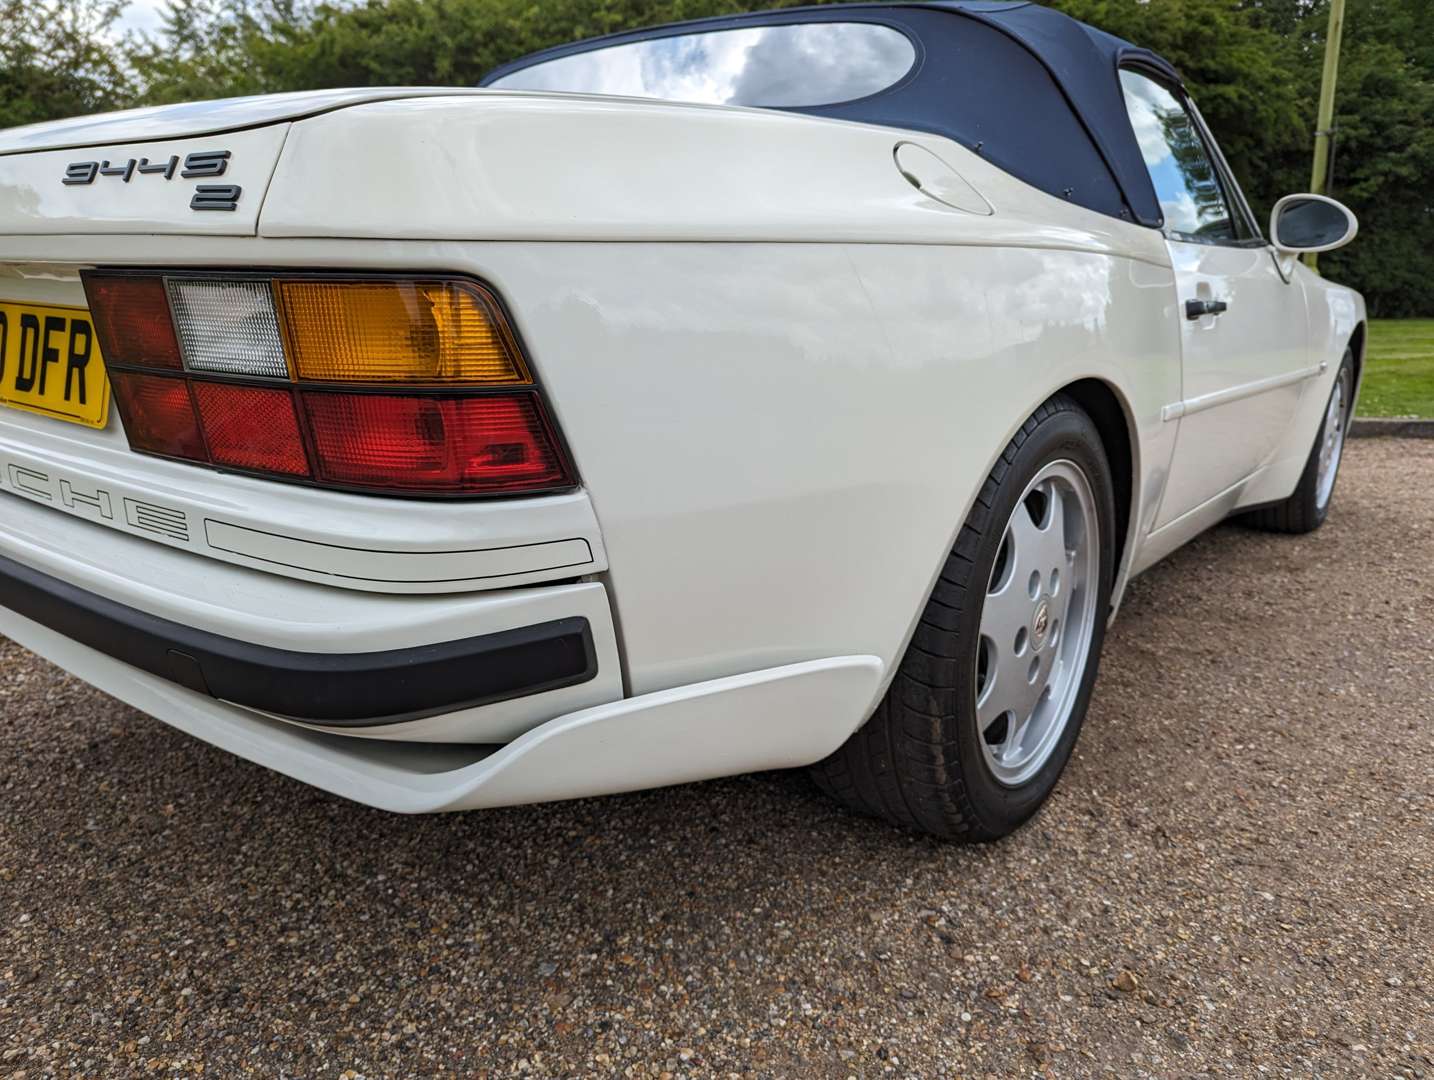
[192,383,310,477]
[85,276,182,370]
[80,270,575,498]
[303,392,568,493]
[109,372,205,459]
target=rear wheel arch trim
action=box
[1057,377,1138,612]
[1347,322,1367,396]
[864,375,1140,726]
[813,393,1120,838]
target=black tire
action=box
[811,394,1117,840]
[1242,349,1356,535]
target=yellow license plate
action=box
[0,300,111,429]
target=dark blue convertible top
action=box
[482,2,1184,228]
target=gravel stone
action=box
[0,438,1431,1077]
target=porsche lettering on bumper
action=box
[2,459,191,542]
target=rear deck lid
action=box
[0,88,487,236]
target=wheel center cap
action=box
[1031,599,1051,647]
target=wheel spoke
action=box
[977,678,1007,731]
[1017,654,1049,719]
[1045,655,1065,700]
[1004,713,1032,759]
[1031,483,1073,585]
[1043,480,1066,541]
[1007,500,1045,575]
[983,567,1032,650]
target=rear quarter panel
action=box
[482,239,1179,700]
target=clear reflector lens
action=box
[277,280,530,384]
[167,278,288,378]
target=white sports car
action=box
[0,2,1363,838]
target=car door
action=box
[1119,69,1312,529]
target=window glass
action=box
[1119,70,1236,242]
[488,22,917,109]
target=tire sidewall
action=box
[952,405,1117,836]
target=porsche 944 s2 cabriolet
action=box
[0,2,1363,838]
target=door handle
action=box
[1185,298,1229,320]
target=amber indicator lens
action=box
[277,279,531,384]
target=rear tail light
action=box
[303,392,568,493]
[86,276,183,370]
[192,382,309,476]
[79,271,574,498]
[167,279,289,378]
[277,279,529,384]
[108,372,205,458]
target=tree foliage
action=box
[0,0,133,128]
[0,0,1429,314]
[1309,9,1434,315]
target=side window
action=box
[488,23,918,108]
[1119,69,1239,244]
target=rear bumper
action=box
[0,478,887,811]
[1,599,883,812]
[0,551,597,724]
[0,488,623,742]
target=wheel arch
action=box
[1057,378,1137,608]
[862,372,1142,735]
[1348,320,1368,398]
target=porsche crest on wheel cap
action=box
[1032,600,1051,645]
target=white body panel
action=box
[0,127,290,236]
[1153,242,1311,527]
[0,88,493,154]
[259,93,1161,251]
[0,89,1365,811]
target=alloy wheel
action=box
[975,460,1101,787]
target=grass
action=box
[1357,319,1434,418]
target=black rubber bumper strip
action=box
[0,552,597,725]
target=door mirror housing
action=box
[1270,193,1358,254]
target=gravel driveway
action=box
[1,438,1431,1079]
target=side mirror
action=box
[1270,193,1359,254]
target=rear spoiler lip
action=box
[0,88,492,157]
